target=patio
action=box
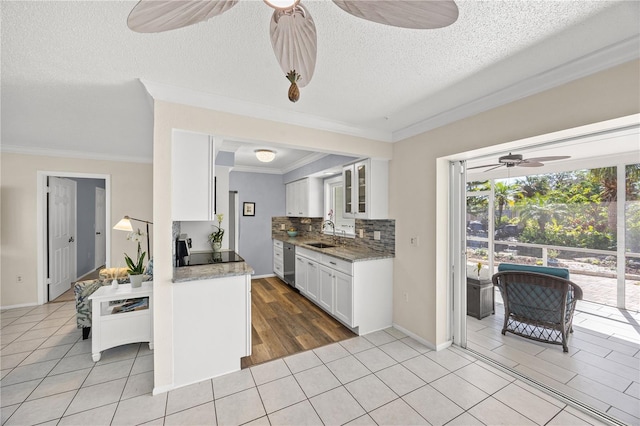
[466,291,640,425]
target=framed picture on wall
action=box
[243,202,255,216]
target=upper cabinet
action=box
[172,131,215,221]
[343,159,388,219]
[285,178,323,217]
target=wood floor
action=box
[241,276,356,368]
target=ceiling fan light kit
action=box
[263,0,300,10]
[127,0,459,102]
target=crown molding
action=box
[140,79,392,143]
[1,144,152,164]
[230,165,284,175]
[392,36,640,142]
[281,152,327,174]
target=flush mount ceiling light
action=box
[127,0,458,103]
[255,149,276,163]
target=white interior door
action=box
[95,187,106,268]
[48,177,77,301]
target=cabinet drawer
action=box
[274,261,284,277]
[273,240,283,249]
[274,246,284,261]
[297,247,322,262]
[322,254,352,276]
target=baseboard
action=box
[1,302,38,311]
[252,273,276,279]
[392,323,450,351]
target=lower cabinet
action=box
[333,270,353,325]
[318,265,334,313]
[306,261,319,301]
[294,255,307,293]
[294,247,391,335]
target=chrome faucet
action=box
[322,220,336,242]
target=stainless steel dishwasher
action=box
[283,242,296,287]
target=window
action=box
[325,176,355,236]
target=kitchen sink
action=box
[306,242,336,249]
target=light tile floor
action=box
[1,301,612,425]
[467,295,640,426]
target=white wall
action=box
[0,153,152,307]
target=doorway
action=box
[37,172,111,305]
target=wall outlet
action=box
[280,224,286,230]
[309,225,313,232]
[358,229,364,238]
[373,231,381,240]
[410,236,419,247]
[16,275,23,283]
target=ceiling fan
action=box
[127,0,459,102]
[468,153,571,172]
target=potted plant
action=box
[209,214,224,252]
[125,229,146,288]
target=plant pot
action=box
[211,241,222,252]
[129,274,144,288]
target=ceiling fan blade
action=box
[270,5,317,88]
[467,163,501,170]
[484,164,505,172]
[519,161,544,168]
[128,0,238,33]
[524,155,571,162]
[332,0,458,29]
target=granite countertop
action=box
[173,261,254,283]
[272,235,394,262]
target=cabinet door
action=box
[334,271,353,326]
[306,260,319,301]
[318,265,334,313]
[355,161,367,216]
[285,183,295,216]
[172,132,215,221]
[297,180,309,216]
[295,256,307,293]
[343,166,353,215]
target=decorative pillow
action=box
[144,258,154,278]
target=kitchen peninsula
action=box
[171,251,253,388]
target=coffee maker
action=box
[175,234,192,267]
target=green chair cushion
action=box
[498,263,570,279]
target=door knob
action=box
[68,236,75,243]
[96,232,101,235]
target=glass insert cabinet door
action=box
[344,167,353,214]
[357,162,366,214]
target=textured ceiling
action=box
[1,1,639,165]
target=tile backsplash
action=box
[272,217,395,255]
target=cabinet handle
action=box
[308,262,313,266]
[329,261,337,265]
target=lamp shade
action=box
[255,149,276,163]
[113,216,134,232]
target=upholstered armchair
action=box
[492,263,583,352]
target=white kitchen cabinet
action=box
[295,246,391,335]
[343,159,388,219]
[333,270,353,326]
[172,131,215,221]
[318,265,334,313]
[273,240,284,279]
[295,255,307,293]
[306,260,319,301]
[285,178,323,217]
